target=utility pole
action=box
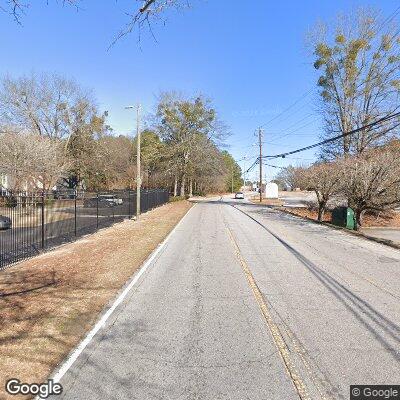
[258,127,263,203]
[125,104,141,220]
[243,158,246,188]
[136,104,141,219]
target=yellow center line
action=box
[225,225,311,400]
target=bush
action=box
[169,196,186,202]
[1,196,17,208]
[44,198,56,207]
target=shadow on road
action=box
[231,205,400,364]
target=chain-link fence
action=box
[0,188,169,269]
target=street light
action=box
[125,104,141,220]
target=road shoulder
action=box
[0,200,192,399]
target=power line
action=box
[263,100,313,131]
[266,118,319,145]
[262,112,400,160]
[263,162,284,169]
[259,88,313,129]
[267,113,315,140]
[245,157,259,174]
[376,5,400,34]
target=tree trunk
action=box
[317,201,326,221]
[189,179,193,197]
[173,176,178,197]
[355,209,365,231]
[180,174,186,197]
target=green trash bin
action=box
[331,207,356,230]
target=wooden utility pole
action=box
[136,104,141,219]
[243,158,246,188]
[258,127,263,203]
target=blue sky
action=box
[1,0,399,181]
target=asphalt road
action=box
[50,197,400,400]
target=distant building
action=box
[0,173,10,195]
[265,182,279,199]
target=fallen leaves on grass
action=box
[0,200,192,399]
[282,207,400,227]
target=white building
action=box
[0,173,10,195]
[265,182,279,199]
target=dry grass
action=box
[362,210,400,228]
[281,207,400,228]
[250,197,284,206]
[280,207,332,222]
[0,200,192,399]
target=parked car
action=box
[53,190,76,200]
[0,215,12,230]
[234,192,245,199]
[83,195,123,208]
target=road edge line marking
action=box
[225,225,311,400]
[45,203,196,388]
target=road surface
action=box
[51,197,400,400]
[361,227,400,244]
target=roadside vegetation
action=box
[273,9,400,229]
[0,76,241,196]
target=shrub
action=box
[169,196,186,202]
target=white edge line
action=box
[42,203,195,390]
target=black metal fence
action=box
[0,188,169,269]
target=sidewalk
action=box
[361,227,400,244]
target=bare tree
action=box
[1,0,189,42]
[0,131,68,191]
[303,162,342,221]
[310,8,400,158]
[0,73,91,139]
[95,135,136,190]
[339,143,400,228]
[0,0,79,23]
[113,0,188,44]
[275,165,308,191]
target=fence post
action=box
[74,189,77,237]
[41,191,45,249]
[112,193,115,220]
[96,192,99,228]
[128,191,132,218]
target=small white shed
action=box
[265,182,279,199]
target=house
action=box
[1,172,61,194]
[0,173,10,195]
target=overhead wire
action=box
[259,88,313,129]
[262,111,400,160]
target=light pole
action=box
[126,104,141,220]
